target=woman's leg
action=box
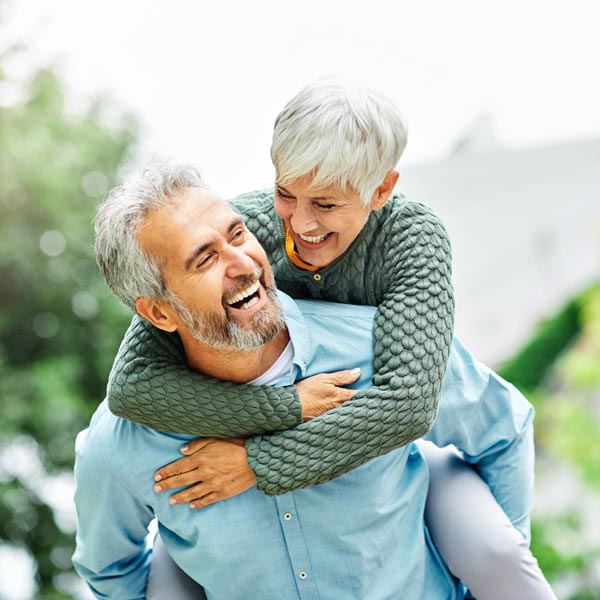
[418,441,556,600]
[146,533,207,600]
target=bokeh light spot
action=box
[33,313,60,338]
[71,291,98,319]
[40,230,66,257]
[82,170,109,197]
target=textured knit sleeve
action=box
[246,201,454,495]
[108,315,303,436]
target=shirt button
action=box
[283,512,293,521]
[299,571,308,580]
[313,273,321,281]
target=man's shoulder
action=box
[278,292,376,375]
[279,291,376,323]
[76,401,145,464]
[75,401,119,475]
[75,401,188,480]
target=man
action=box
[73,162,535,599]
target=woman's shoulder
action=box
[383,192,439,222]
[228,189,282,245]
[228,188,275,214]
[374,193,446,241]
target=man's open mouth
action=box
[226,281,260,310]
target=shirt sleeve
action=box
[72,428,155,599]
[108,315,303,436]
[423,338,536,541]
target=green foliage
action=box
[504,284,600,598]
[498,294,583,391]
[0,46,137,597]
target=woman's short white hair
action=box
[94,161,207,312]
[271,78,408,204]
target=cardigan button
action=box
[313,273,321,281]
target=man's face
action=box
[137,187,284,351]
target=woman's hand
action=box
[153,438,256,508]
[296,368,361,421]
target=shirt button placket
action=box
[276,497,318,599]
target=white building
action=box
[400,133,600,366]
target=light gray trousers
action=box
[146,443,556,600]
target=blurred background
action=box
[0,0,599,598]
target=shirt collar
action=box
[277,290,312,378]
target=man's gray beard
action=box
[169,272,286,352]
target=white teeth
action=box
[227,281,259,306]
[238,295,259,310]
[299,233,328,244]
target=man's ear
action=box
[135,297,178,333]
[371,170,399,210]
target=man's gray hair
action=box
[94,161,207,312]
[271,78,408,205]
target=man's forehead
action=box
[137,188,237,253]
[174,187,233,220]
[153,188,232,227]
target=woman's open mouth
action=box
[295,232,333,249]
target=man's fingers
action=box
[154,455,199,483]
[154,468,202,492]
[326,368,361,387]
[168,483,209,505]
[190,492,221,509]
[180,437,216,455]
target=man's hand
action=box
[153,438,256,508]
[296,368,361,421]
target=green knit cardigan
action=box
[107,190,454,495]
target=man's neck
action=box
[180,328,291,384]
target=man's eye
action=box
[316,203,336,210]
[197,254,215,268]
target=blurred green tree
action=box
[500,284,600,599]
[0,43,137,597]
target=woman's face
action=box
[274,174,393,268]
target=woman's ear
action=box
[135,297,178,332]
[371,170,399,210]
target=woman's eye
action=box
[275,190,294,201]
[231,227,246,242]
[317,203,336,210]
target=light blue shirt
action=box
[73,294,534,599]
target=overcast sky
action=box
[3,0,600,198]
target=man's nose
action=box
[225,245,256,277]
[290,203,318,233]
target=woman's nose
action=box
[290,204,318,233]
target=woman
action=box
[108,79,555,598]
